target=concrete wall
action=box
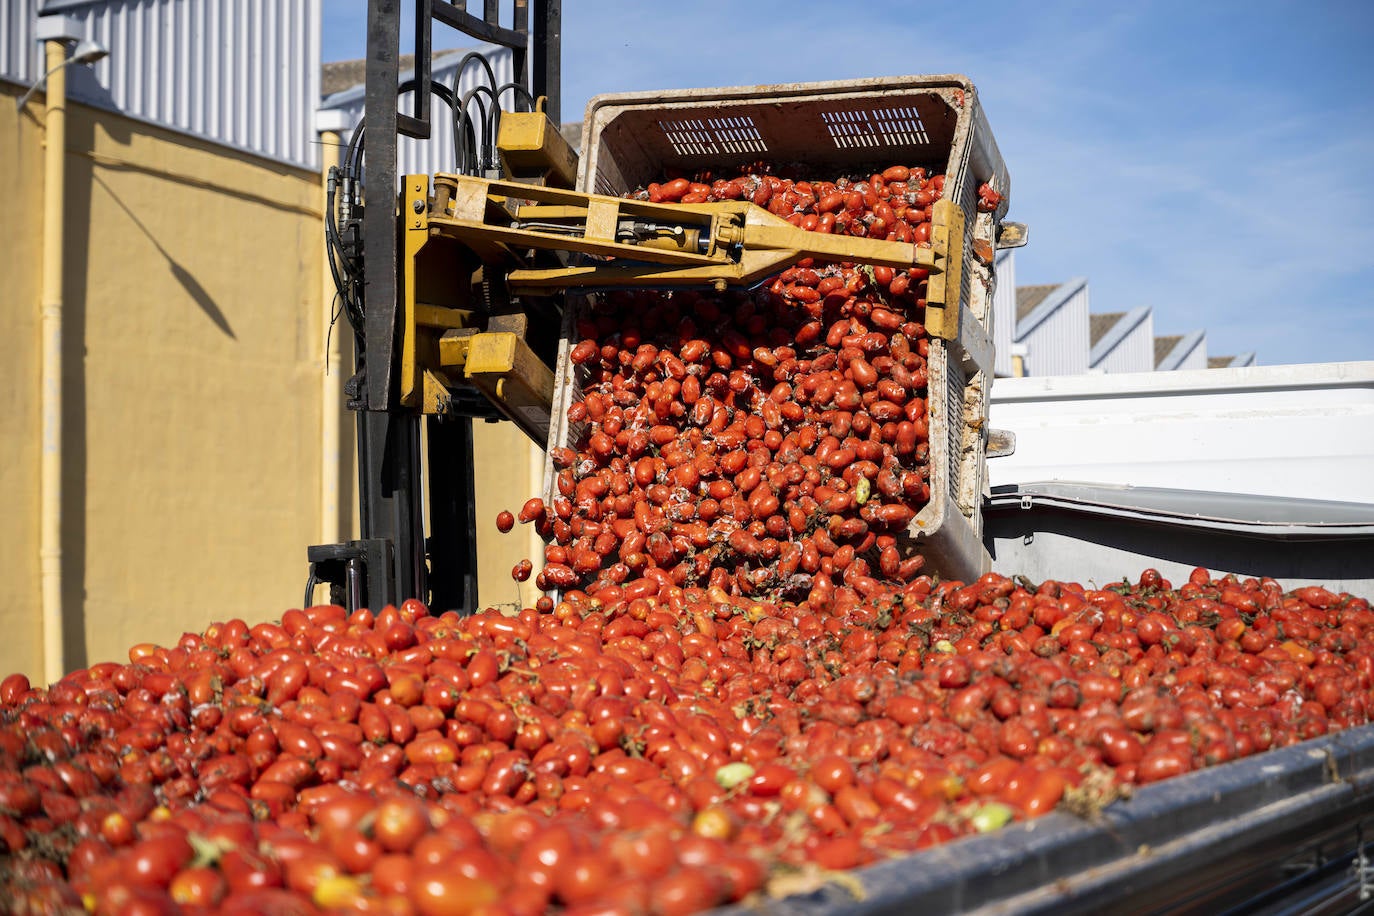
[1,81,324,679]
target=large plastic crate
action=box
[545,76,1011,582]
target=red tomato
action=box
[653,866,722,916]
[372,796,430,853]
[410,865,501,916]
[1,673,31,706]
[126,834,194,888]
[169,866,228,906]
[809,755,856,794]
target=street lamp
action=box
[16,38,109,110]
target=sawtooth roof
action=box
[1090,312,1125,347]
[1016,284,1057,322]
[1154,335,1182,368]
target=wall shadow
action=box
[54,109,238,668]
[91,172,236,339]
[59,113,95,671]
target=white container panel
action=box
[988,362,1374,504]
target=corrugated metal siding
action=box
[992,250,1016,377]
[320,46,516,180]
[1094,313,1155,374]
[4,0,320,169]
[1019,285,1090,377]
[1173,335,1208,370]
[1,0,42,84]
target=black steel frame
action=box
[328,0,560,613]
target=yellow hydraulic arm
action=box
[423,173,965,338]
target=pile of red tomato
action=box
[2,571,1372,915]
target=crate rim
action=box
[579,73,981,121]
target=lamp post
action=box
[15,38,108,111]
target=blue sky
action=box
[323,1,1374,366]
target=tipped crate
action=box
[545,76,1011,583]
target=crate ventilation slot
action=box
[822,107,929,149]
[656,116,767,157]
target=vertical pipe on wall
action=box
[319,125,343,551]
[527,436,546,609]
[315,106,354,565]
[39,37,68,685]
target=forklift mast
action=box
[308,0,562,616]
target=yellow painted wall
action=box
[0,81,548,682]
[0,81,324,680]
[469,421,546,614]
[0,83,47,678]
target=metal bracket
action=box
[1355,827,1374,900]
[986,428,1017,459]
[996,221,1029,249]
[400,176,435,408]
[924,199,965,342]
[438,330,554,443]
[954,303,994,375]
[497,105,579,189]
[35,15,84,43]
[306,539,393,613]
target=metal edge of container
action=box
[980,481,1374,597]
[711,724,1374,915]
[984,483,1374,539]
[570,75,1007,582]
[987,360,1374,404]
[538,293,586,535]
